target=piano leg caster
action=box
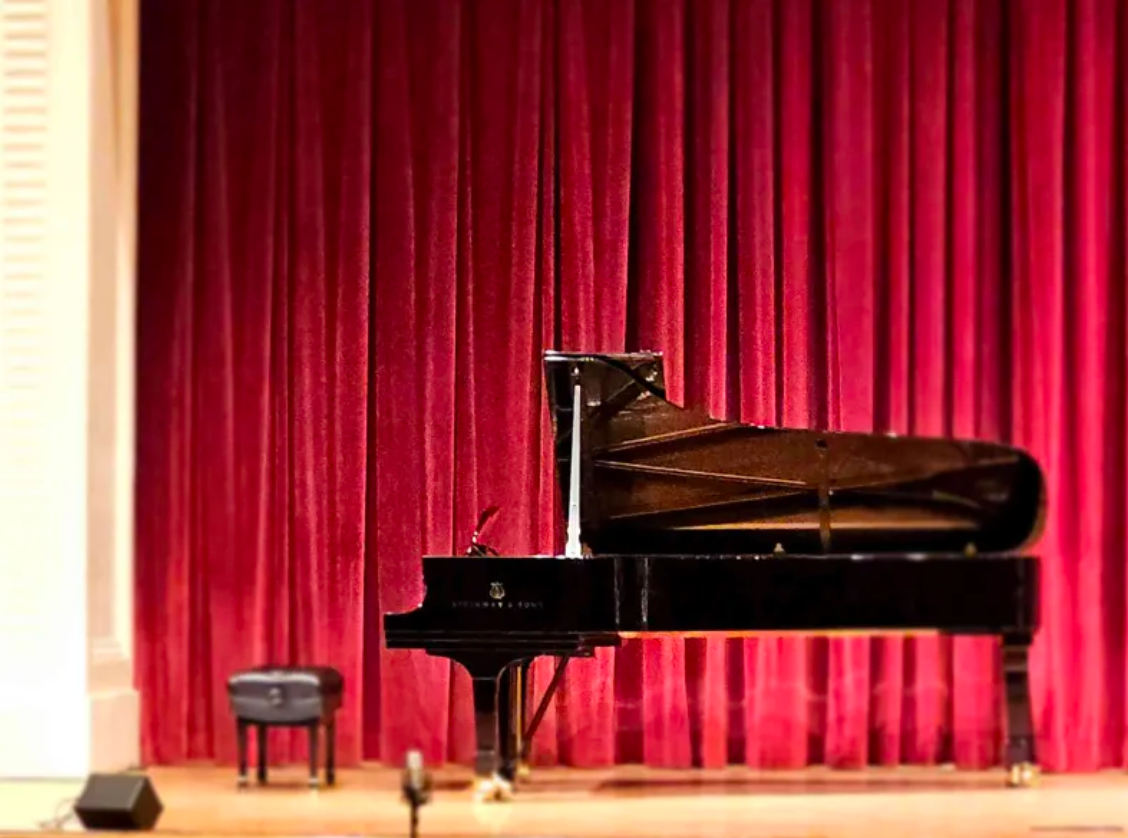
[1006,762,1039,789]
[474,773,514,802]
[516,761,531,780]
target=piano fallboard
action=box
[382,553,1039,644]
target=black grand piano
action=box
[384,351,1043,800]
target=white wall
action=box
[0,0,139,778]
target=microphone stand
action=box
[401,750,432,838]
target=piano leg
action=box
[496,664,516,784]
[468,673,513,801]
[1002,635,1039,788]
[445,649,586,801]
[451,653,525,802]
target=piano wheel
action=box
[474,773,514,802]
[516,761,531,780]
[1006,762,1039,788]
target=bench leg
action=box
[236,720,249,787]
[308,723,320,788]
[257,725,268,784]
[326,719,336,786]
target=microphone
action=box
[401,750,432,838]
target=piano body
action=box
[384,351,1044,800]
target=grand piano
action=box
[384,351,1044,800]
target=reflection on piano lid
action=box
[543,350,1045,557]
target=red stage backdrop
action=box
[135,0,1128,772]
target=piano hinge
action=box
[773,543,786,555]
[964,542,978,557]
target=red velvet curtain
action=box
[135,0,1128,772]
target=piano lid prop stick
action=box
[565,377,583,558]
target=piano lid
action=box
[544,351,1046,556]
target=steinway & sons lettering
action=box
[449,600,545,610]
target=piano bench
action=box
[226,666,344,789]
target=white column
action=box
[0,0,139,778]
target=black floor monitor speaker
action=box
[73,773,163,831]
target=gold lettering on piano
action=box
[449,600,545,610]
[447,581,546,609]
[447,580,543,610]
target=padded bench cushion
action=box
[227,666,343,724]
[228,666,343,692]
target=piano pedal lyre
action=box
[1006,762,1039,788]
[510,663,531,781]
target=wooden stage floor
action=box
[3,765,1127,838]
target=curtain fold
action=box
[136,0,1128,771]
